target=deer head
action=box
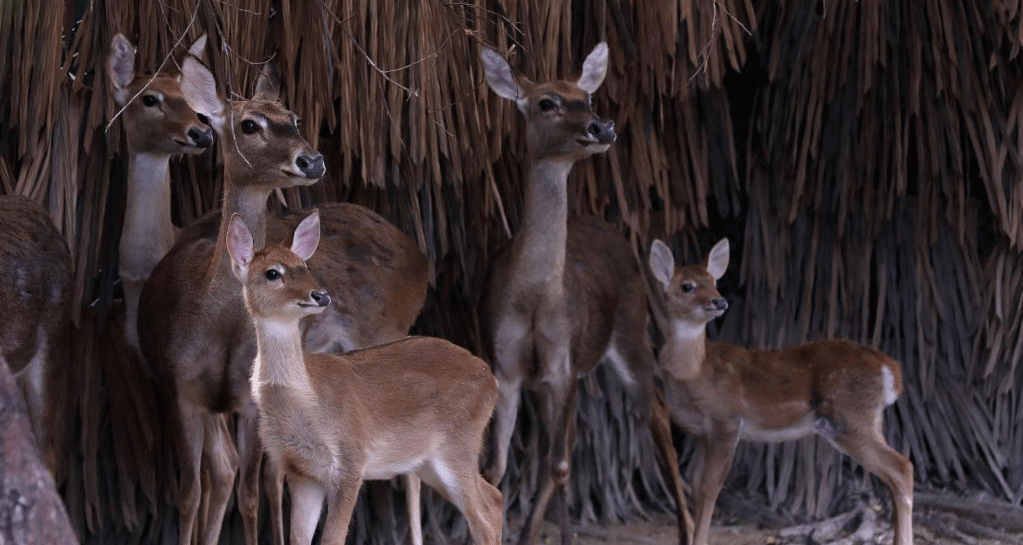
[649,238,730,330]
[107,33,214,155]
[228,209,330,321]
[480,43,616,161]
[179,55,325,188]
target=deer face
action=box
[481,43,616,161]
[179,55,325,190]
[650,238,730,328]
[108,34,213,156]
[228,210,330,321]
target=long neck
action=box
[251,317,312,396]
[512,156,575,286]
[120,150,175,280]
[660,322,708,381]
[211,163,271,276]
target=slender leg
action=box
[405,473,423,545]
[519,372,574,545]
[649,392,693,543]
[176,401,206,545]
[482,322,527,486]
[201,414,240,545]
[833,429,914,545]
[265,454,286,545]
[320,474,363,545]
[419,457,503,545]
[692,425,739,545]
[236,404,262,545]
[288,473,326,545]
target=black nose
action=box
[295,152,325,179]
[310,291,331,307]
[586,119,616,144]
[711,297,728,311]
[188,127,214,148]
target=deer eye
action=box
[538,98,556,112]
[264,269,281,281]
[681,283,695,293]
[196,113,209,125]
[241,119,260,134]
[142,95,160,107]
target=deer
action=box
[138,52,430,545]
[647,237,914,545]
[478,43,693,545]
[0,195,72,464]
[226,209,503,545]
[107,33,214,351]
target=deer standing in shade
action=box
[648,237,914,545]
[479,43,692,545]
[228,210,503,545]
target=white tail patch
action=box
[882,366,898,405]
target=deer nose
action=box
[310,291,331,307]
[295,152,325,179]
[587,119,616,144]
[188,127,214,148]
[711,297,728,311]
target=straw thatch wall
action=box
[1,0,1022,543]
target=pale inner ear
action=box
[253,62,281,102]
[291,210,321,262]
[180,56,227,132]
[576,42,608,94]
[705,238,730,281]
[649,239,676,290]
[108,33,136,104]
[227,214,254,280]
[480,47,522,101]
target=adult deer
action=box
[227,210,503,545]
[648,238,914,545]
[133,52,428,544]
[0,195,72,459]
[479,44,692,544]
[107,33,214,351]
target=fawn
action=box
[227,210,503,545]
[649,237,914,545]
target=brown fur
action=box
[650,238,914,545]
[236,233,502,545]
[0,195,72,462]
[479,44,691,545]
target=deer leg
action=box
[833,428,913,545]
[236,403,262,545]
[264,454,286,545]
[320,474,363,545]
[404,473,423,545]
[419,454,503,545]
[201,414,240,545]
[483,323,528,485]
[519,372,574,545]
[288,473,326,545]
[692,425,739,545]
[176,402,205,545]
[650,392,693,544]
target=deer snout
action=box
[187,126,214,149]
[295,152,325,179]
[587,119,616,144]
[707,297,728,311]
[310,290,331,307]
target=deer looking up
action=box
[648,238,914,545]
[107,33,213,351]
[0,195,72,463]
[227,210,503,545]
[479,43,692,545]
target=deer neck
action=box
[120,150,175,283]
[660,322,708,381]
[251,317,313,399]
[512,156,574,289]
[212,174,271,279]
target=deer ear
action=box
[576,42,608,94]
[705,238,730,281]
[290,209,320,262]
[649,239,676,291]
[253,61,281,102]
[227,214,254,280]
[108,33,136,105]
[180,55,226,133]
[480,46,523,103]
[186,33,207,62]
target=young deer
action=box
[0,195,72,460]
[648,238,914,545]
[107,33,214,351]
[227,210,503,545]
[479,44,692,544]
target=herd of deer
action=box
[0,33,914,545]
